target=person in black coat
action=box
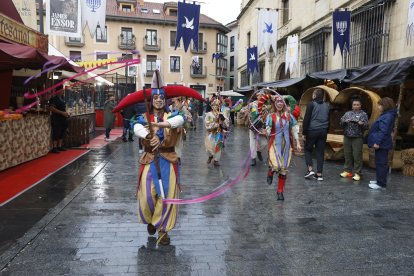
[120,104,137,142]
[302,88,330,181]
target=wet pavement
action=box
[1,118,414,275]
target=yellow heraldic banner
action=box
[77,58,117,68]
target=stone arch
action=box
[276,62,290,80]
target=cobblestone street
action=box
[1,119,414,275]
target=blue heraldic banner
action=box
[333,10,351,56]
[175,2,200,52]
[247,46,258,76]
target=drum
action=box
[249,116,264,133]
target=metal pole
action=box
[38,0,44,33]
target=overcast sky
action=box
[150,0,241,25]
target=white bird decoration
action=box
[182,16,194,30]
[249,53,256,61]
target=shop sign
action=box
[0,13,48,53]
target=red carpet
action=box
[80,128,123,149]
[0,149,89,206]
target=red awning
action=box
[0,0,24,24]
[0,42,83,73]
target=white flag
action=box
[257,9,278,57]
[407,0,414,45]
[82,0,107,38]
[46,0,81,37]
[285,35,299,74]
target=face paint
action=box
[152,94,166,110]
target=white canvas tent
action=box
[48,44,114,86]
[207,90,244,97]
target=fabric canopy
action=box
[208,90,245,97]
[48,44,114,86]
[253,57,414,90]
[0,42,83,72]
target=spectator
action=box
[104,93,116,141]
[49,85,70,153]
[120,103,137,142]
[367,97,397,189]
[339,97,369,181]
[302,88,330,181]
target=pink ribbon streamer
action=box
[162,152,251,205]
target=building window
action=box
[146,55,157,73]
[122,5,132,12]
[216,58,227,76]
[96,52,108,69]
[216,33,228,54]
[170,56,180,72]
[121,27,134,46]
[300,28,330,75]
[346,0,394,68]
[240,69,249,87]
[70,51,82,62]
[170,31,180,47]
[229,76,234,89]
[247,32,251,48]
[259,61,265,82]
[193,33,204,50]
[146,29,157,46]
[69,37,81,43]
[230,36,235,52]
[282,0,289,25]
[230,56,234,71]
[169,9,177,16]
[192,57,204,75]
[96,25,107,42]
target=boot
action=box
[277,174,286,201]
[147,224,156,235]
[251,158,256,166]
[257,151,263,161]
[158,231,170,245]
[267,169,274,185]
[207,156,213,164]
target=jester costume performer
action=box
[259,93,301,201]
[113,71,203,245]
[248,93,267,166]
[204,99,229,166]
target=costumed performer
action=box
[260,93,301,200]
[249,92,267,166]
[112,70,204,245]
[205,98,229,166]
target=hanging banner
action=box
[333,10,351,56]
[175,1,200,52]
[211,52,223,63]
[82,0,107,38]
[285,35,298,74]
[407,0,414,45]
[247,46,258,76]
[257,9,278,57]
[46,0,81,37]
[12,0,37,28]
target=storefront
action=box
[0,10,83,171]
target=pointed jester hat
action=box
[113,70,204,112]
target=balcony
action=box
[118,35,136,50]
[146,70,155,77]
[190,65,207,78]
[190,42,207,54]
[143,37,161,52]
[65,37,84,47]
